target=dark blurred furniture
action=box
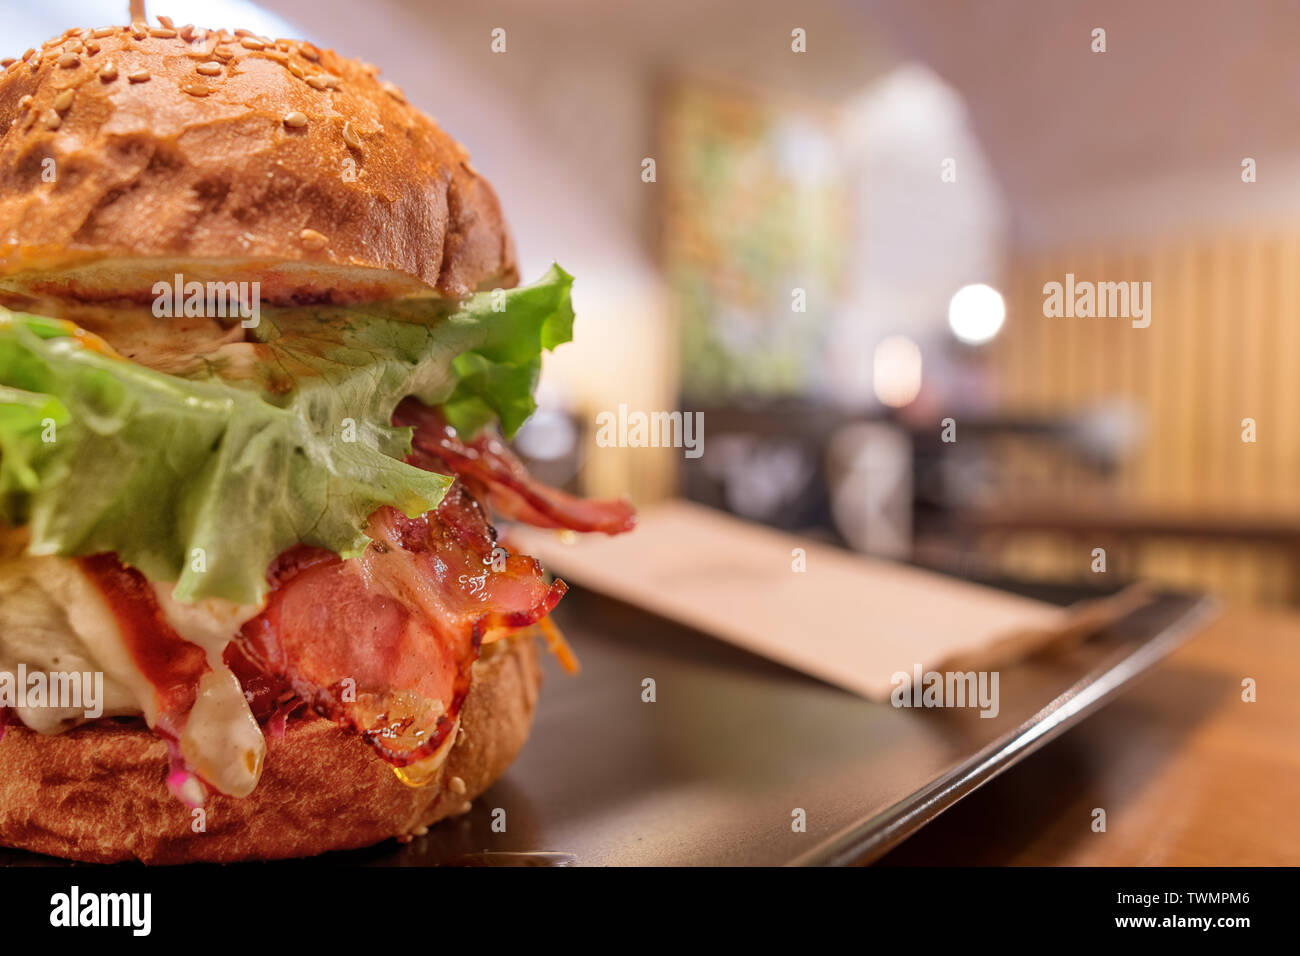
[678,398,852,537]
[681,399,1300,602]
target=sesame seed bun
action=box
[0,633,542,864]
[0,24,540,866]
[0,24,518,306]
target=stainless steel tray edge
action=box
[789,594,1221,866]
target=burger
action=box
[0,18,635,863]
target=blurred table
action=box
[878,606,1300,865]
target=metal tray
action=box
[344,581,1215,866]
[1,581,1215,867]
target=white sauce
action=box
[0,554,267,797]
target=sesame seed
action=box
[299,228,328,249]
[130,23,147,39]
[17,95,32,109]
[66,40,84,53]
[38,109,60,130]
[411,825,429,837]
[381,81,404,102]
[0,59,13,68]
[157,15,174,28]
[98,61,118,81]
[283,110,308,128]
[85,41,100,55]
[21,49,34,60]
[305,74,331,90]
[239,37,265,50]
[92,27,115,38]
[195,61,222,76]
[213,46,233,60]
[57,52,79,68]
[234,29,254,37]
[286,61,307,79]
[180,25,196,41]
[448,775,467,795]
[341,121,362,150]
[183,82,212,96]
[298,43,320,62]
[149,28,177,39]
[128,68,150,83]
[52,90,74,111]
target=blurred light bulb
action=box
[948,283,1005,344]
[872,335,923,408]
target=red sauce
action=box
[78,553,209,737]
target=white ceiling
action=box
[867,0,1300,245]
[367,0,1300,247]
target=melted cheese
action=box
[0,554,267,798]
[152,587,267,797]
[180,669,265,798]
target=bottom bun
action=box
[0,635,542,864]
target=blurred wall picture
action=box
[0,0,1294,918]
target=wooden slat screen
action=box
[988,233,1300,604]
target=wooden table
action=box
[878,606,1300,865]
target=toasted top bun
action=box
[0,24,518,305]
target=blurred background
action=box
[12,0,1300,606]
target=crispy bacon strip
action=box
[235,482,565,766]
[64,401,634,787]
[395,398,637,535]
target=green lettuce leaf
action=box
[0,265,575,605]
[188,263,574,442]
[0,386,69,496]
